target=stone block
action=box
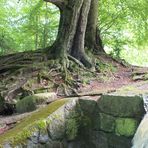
[98,94,145,118]
[78,96,97,115]
[99,113,115,132]
[107,133,132,148]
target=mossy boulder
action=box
[115,118,138,137]
[34,92,57,104]
[98,94,145,117]
[16,93,57,113]
[16,96,37,113]
[99,113,115,132]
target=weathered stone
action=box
[47,99,79,140]
[78,96,97,115]
[34,92,57,104]
[43,141,65,148]
[0,99,67,147]
[66,118,79,141]
[99,113,115,132]
[115,118,138,137]
[39,134,49,144]
[98,94,145,117]
[91,131,108,148]
[3,143,11,148]
[27,140,37,148]
[0,96,144,148]
[16,92,57,113]
[107,133,132,148]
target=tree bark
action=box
[45,0,105,67]
[71,0,92,68]
[85,0,105,53]
[49,0,84,59]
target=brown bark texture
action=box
[45,0,104,67]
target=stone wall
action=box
[90,94,145,148]
[0,94,145,148]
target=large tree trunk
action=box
[45,0,105,67]
[48,0,84,59]
[71,0,92,68]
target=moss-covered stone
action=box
[16,96,37,113]
[107,133,132,148]
[0,99,67,147]
[99,113,115,132]
[115,118,138,137]
[34,92,57,104]
[79,97,97,115]
[66,118,79,141]
[16,93,57,113]
[98,95,145,117]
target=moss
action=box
[115,118,138,137]
[16,96,37,113]
[0,99,67,146]
[99,113,115,132]
[66,118,78,141]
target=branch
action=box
[44,0,65,9]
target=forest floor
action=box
[0,54,148,135]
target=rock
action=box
[39,134,49,144]
[91,131,108,148]
[0,99,67,147]
[16,92,57,113]
[115,118,138,137]
[99,113,115,132]
[66,118,79,141]
[47,98,79,140]
[107,133,132,148]
[78,96,97,115]
[98,94,145,118]
[34,92,57,104]
[16,96,36,113]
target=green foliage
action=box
[0,0,59,55]
[99,0,148,66]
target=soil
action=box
[0,54,148,135]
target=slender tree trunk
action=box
[85,0,104,53]
[35,15,39,50]
[43,2,48,48]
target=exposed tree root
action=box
[0,50,90,107]
[0,49,121,115]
